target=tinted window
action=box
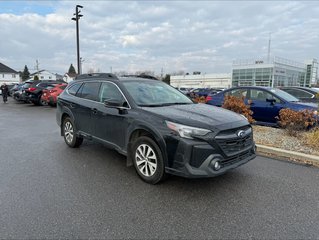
[269,89,299,102]
[226,89,248,98]
[250,89,280,102]
[37,82,49,87]
[76,82,101,101]
[68,83,82,96]
[22,83,32,88]
[98,82,125,103]
[287,89,313,98]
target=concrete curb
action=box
[256,144,319,167]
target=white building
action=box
[232,57,318,87]
[170,73,231,89]
[63,73,77,83]
[29,70,59,81]
[0,62,20,84]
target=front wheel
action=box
[132,136,166,184]
[62,117,83,148]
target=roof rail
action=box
[121,74,158,80]
[75,73,119,80]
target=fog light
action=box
[213,161,221,171]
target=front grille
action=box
[221,150,252,167]
[215,126,253,156]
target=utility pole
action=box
[35,59,40,79]
[267,32,271,63]
[161,67,164,80]
[72,5,83,75]
[80,57,85,74]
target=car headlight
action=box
[166,121,211,139]
[240,114,248,121]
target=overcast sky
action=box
[0,1,318,76]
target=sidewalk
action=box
[256,144,319,167]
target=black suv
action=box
[56,73,256,184]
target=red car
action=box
[41,83,67,106]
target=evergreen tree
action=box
[68,64,76,74]
[21,65,30,81]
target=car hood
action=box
[290,101,318,110]
[142,103,249,131]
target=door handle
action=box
[91,108,98,114]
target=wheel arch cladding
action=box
[126,128,168,167]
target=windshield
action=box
[122,80,193,106]
[270,88,299,102]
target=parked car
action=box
[41,83,67,106]
[25,80,67,105]
[280,87,319,103]
[206,86,318,126]
[188,88,220,98]
[13,81,34,103]
[177,87,193,95]
[8,83,21,97]
[56,73,256,184]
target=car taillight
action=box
[206,96,212,102]
[28,87,37,91]
[49,89,57,93]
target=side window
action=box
[250,89,281,103]
[68,83,82,96]
[226,89,248,98]
[98,82,125,104]
[77,82,101,101]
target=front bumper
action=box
[164,136,256,178]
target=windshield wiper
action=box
[139,102,192,107]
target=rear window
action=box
[59,85,67,90]
[23,83,31,88]
[68,83,82,96]
[76,82,101,101]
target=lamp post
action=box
[71,5,83,75]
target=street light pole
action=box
[72,5,83,75]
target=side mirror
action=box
[266,98,276,104]
[104,99,128,114]
[104,99,122,108]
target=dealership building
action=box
[170,73,231,89]
[232,56,318,87]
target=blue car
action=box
[206,86,318,126]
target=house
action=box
[63,72,77,83]
[29,70,60,81]
[0,62,20,84]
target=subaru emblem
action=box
[237,130,245,138]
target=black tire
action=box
[131,136,166,184]
[40,99,48,106]
[62,117,83,148]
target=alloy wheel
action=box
[135,144,158,177]
[64,121,74,144]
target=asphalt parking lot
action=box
[0,97,318,239]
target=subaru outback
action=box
[56,73,256,184]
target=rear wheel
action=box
[40,99,48,106]
[62,117,83,148]
[132,136,166,184]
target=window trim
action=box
[66,80,131,109]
